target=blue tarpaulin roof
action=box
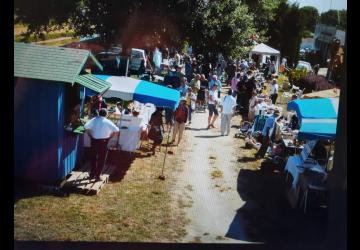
[94,75,180,109]
[287,97,339,119]
[298,118,337,140]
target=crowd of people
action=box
[82,49,296,180]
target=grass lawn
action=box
[14,140,187,242]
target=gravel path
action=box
[174,109,256,243]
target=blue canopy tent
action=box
[287,97,339,140]
[94,75,180,110]
[298,118,337,140]
[287,97,339,119]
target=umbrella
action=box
[287,97,339,119]
[94,75,180,110]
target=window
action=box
[64,83,81,126]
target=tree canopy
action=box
[320,9,346,31]
[300,6,319,33]
[15,0,302,61]
[267,2,305,66]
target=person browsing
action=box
[84,108,119,181]
[220,89,237,136]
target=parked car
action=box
[296,60,312,72]
[129,48,146,72]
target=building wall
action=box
[14,78,85,184]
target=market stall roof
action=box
[287,97,339,119]
[298,118,337,140]
[95,75,180,109]
[14,42,110,93]
[301,88,340,99]
[250,43,280,55]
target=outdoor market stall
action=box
[92,75,180,152]
[249,43,281,72]
[14,42,111,183]
[283,97,338,211]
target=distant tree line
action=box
[15,0,344,66]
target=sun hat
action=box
[180,97,187,102]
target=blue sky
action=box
[288,0,347,13]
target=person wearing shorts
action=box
[207,84,219,129]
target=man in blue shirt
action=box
[177,77,189,97]
[255,109,279,158]
[209,74,222,98]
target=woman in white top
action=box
[269,77,279,104]
[248,90,258,122]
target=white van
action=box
[129,48,146,71]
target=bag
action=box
[175,106,187,123]
[148,125,163,144]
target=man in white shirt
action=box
[254,98,267,116]
[207,84,219,129]
[220,89,237,136]
[84,108,119,181]
[269,76,279,104]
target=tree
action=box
[320,9,347,30]
[188,0,257,62]
[14,0,202,53]
[300,6,319,33]
[267,2,305,66]
[242,0,286,39]
[14,0,77,36]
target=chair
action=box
[299,171,328,214]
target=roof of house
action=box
[14,42,109,93]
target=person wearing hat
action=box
[84,108,119,181]
[255,108,280,159]
[172,97,188,145]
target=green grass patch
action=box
[15,31,76,43]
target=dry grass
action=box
[14,143,188,242]
[209,155,217,160]
[210,168,223,179]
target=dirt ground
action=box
[172,103,328,246]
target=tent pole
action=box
[159,106,171,180]
[116,99,124,150]
[126,58,129,77]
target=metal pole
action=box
[159,114,172,180]
[126,58,129,77]
[116,99,124,150]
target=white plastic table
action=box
[285,156,327,190]
[118,126,142,152]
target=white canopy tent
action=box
[249,43,281,72]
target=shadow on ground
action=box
[14,148,140,202]
[185,127,209,131]
[225,160,328,248]
[194,135,223,138]
[237,156,258,163]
